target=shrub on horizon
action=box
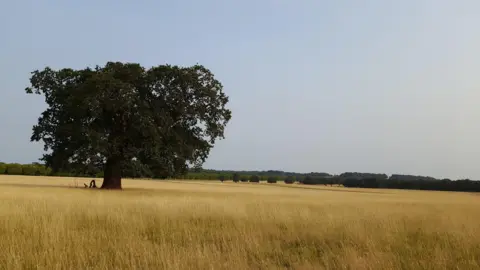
[267,176,277,183]
[284,176,295,184]
[249,175,260,183]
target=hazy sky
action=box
[1,1,480,179]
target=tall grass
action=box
[0,175,479,269]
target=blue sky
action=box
[1,1,480,179]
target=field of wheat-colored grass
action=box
[0,175,479,270]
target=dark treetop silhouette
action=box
[25,62,232,189]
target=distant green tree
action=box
[5,164,23,175]
[284,176,295,184]
[232,173,240,183]
[0,163,7,174]
[22,164,38,176]
[267,176,277,183]
[249,175,260,183]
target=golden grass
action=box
[0,175,479,270]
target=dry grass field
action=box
[0,175,479,270]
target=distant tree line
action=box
[0,160,163,179]
[337,172,480,192]
[0,161,479,192]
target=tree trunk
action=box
[101,157,122,189]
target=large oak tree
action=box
[26,62,231,189]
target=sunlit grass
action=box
[0,175,479,269]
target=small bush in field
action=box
[284,176,295,184]
[249,175,260,183]
[267,176,277,183]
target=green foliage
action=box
[25,62,232,188]
[284,176,295,184]
[303,176,333,185]
[267,176,277,183]
[5,164,23,175]
[21,165,38,176]
[296,176,304,184]
[122,159,153,179]
[0,160,479,192]
[249,175,260,183]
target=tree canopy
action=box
[26,62,231,189]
